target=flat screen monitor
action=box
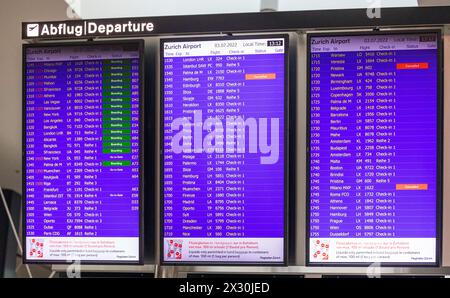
[307,30,442,266]
[161,35,288,265]
[23,41,144,264]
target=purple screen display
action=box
[308,33,439,264]
[24,43,141,262]
[161,37,286,263]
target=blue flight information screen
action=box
[161,36,287,264]
[308,32,440,265]
[24,42,142,263]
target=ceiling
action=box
[68,0,423,19]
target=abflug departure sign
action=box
[24,20,154,38]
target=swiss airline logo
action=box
[26,24,40,37]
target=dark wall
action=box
[0,189,20,277]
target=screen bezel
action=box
[305,29,443,267]
[159,34,290,266]
[22,40,145,265]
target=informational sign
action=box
[23,41,143,263]
[21,7,450,40]
[307,31,441,265]
[161,36,288,264]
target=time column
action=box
[163,57,175,238]
[309,52,323,238]
[25,61,38,237]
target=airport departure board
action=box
[307,31,441,265]
[161,36,287,264]
[23,41,143,263]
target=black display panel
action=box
[306,30,442,266]
[160,35,288,265]
[23,41,144,264]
